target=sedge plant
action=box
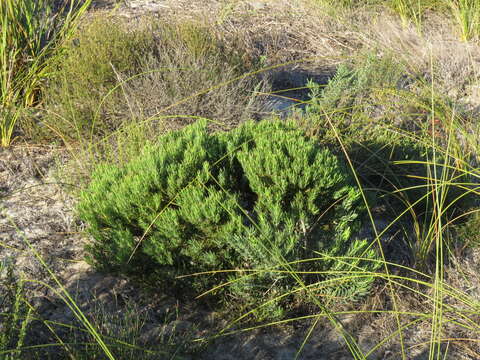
[389,0,425,29]
[448,0,480,41]
[0,0,91,147]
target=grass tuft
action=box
[0,0,91,147]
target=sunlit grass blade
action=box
[0,0,91,147]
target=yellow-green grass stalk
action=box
[389,0,424,29]
[426,63,446,360]
[188,256,480,356]
[0,0,91,147]
[449,0,480,41]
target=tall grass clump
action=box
[254,51,480,359]
[0,0,91,147]
[53,299,191,360]
[449,0,480,41]
[77,119,380,317]
[388,0,428,29]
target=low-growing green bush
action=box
[78,120,380,311]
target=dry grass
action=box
[115,0,364,64]
[153,0,480,107]
[39,13,268,141]
[362,13,480,98]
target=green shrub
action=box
[222,121,378,301]
[304,54,406,140]
[304,54,474,268]
[42,17,263,141]
[78,120,380,309]
[303,55,430,204]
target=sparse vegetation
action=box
[1,0,480,359]
[41,16,264,143]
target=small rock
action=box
[248,1,268,10]
[261,96,303,119]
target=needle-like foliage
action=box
[78,120,380,308]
